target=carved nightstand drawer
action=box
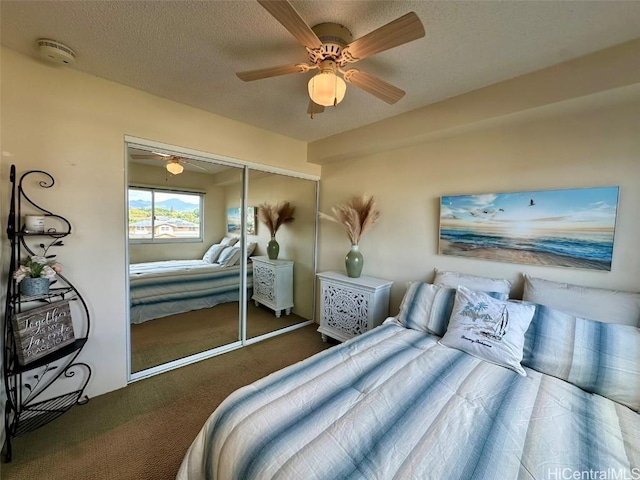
[317,271,392,342]
[252,256,294,318]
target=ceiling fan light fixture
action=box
[166,159,184,175]
[308,61,346,107]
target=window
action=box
[128,187,202,242]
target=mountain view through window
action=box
[128,188,202,241]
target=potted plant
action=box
[319,194,380,278]
[13,255,62,296]
[257,201,295,260]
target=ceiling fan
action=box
[237,0,425,116]
[130,152,208,175]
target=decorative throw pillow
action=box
[522,303,640,411]
[217,246,241,267]
[522,274,640,327]
[230,242,257,266]
[202,244,228,264]
[220,236,239,246]
[439,287,535,376]
[433,269,512,296]
[397,282,509,337]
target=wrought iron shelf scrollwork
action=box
[2,165,92,463]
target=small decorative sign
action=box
[11,300,76,366]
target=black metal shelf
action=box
[2,165,91,463]
[15,230,70,239]
[11,286,76,306]
[13,390,85,437]
[11,338,88,374]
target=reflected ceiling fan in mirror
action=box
[237,0,425,117]
[130,151,208,175]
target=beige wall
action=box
[317,90,640,314]
[309,38,640,165]
[0,47,314,398]
[314,40,640,316]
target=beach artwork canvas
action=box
[227,206,256,235]
[439,187,619,270]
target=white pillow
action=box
[220,236,239,246]
[246,241,257,258]
[217,246,241,267]
[522,274,640,327]
[202,244,228,264]
[433,269,512,295]
[439,287,535,376]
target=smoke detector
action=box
[37,39,76,66]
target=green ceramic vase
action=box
[345,244,363,278]
[267,236,280,260]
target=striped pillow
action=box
[217,246,241,267]
[522,274,640,327]
[522,304,640,411]
[202,244,228,263]
[397,282,508,337]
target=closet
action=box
[125,139,318,380]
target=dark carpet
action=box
[3,324,332,480]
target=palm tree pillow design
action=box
[439,286,536,375]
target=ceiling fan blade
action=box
[131,154,164,160]
[343,69,405,104]
[307,100,325,117]
[257,0,322,50]
[340,12,425,62]
[236,63,311,82]
[183,160,208,171]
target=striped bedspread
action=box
[177,321,640,480]
[129,260,253,324]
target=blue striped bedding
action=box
[129,260,253,324]
[177,321,640,480]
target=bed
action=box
[130,242,257,325]
[177,272,640,480]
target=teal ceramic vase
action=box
[20,277,50,296]
[267,235,280,260]
[345,244,363,278]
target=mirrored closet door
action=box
[245,170,317,340]
[126,141,318,377]
[127,146,244,374]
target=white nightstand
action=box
[251,256,294,318]
[317,271,393,343]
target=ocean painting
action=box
[227,206,256,235]
[439,187,619,270]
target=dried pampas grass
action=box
[257,201,295,237]
[319,194,380,245]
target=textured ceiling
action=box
[2,1,640,142]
